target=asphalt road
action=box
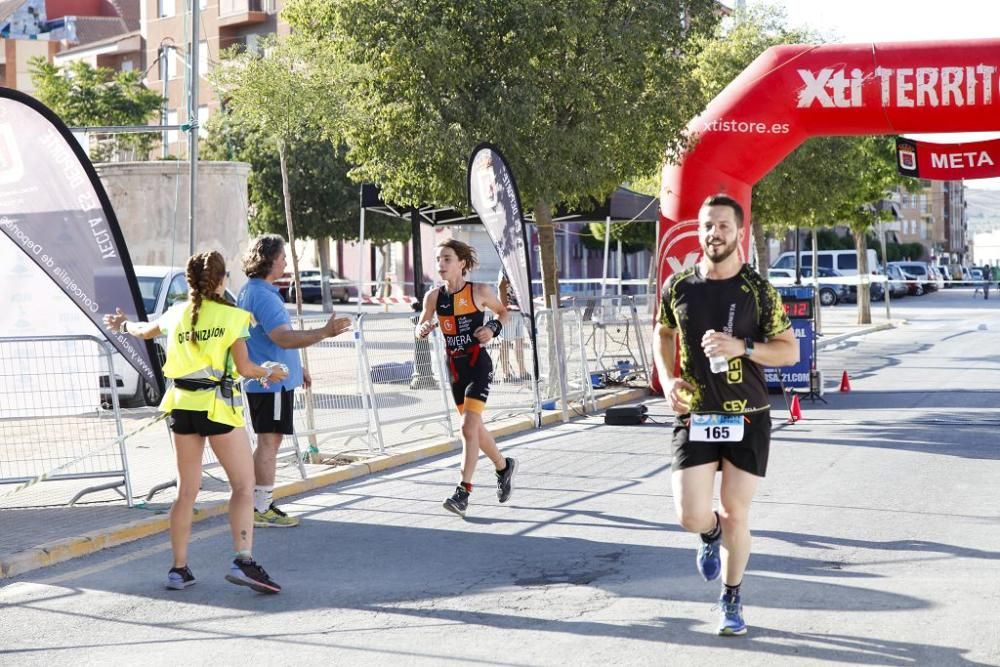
[1,289,998,666]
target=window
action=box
[158,0,175,17]
[167,48,178,79]
[166,109,179,144]
[817,255,833,269]
[198,40,208,76]
[166,274,188,306]
[121,60,133,72]
[838,254,857,271]
[245,33,262,56]
[198,105,209,138]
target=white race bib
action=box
[690,413,745,442]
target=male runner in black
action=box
[415,239,516,517]
[654,194,798,636]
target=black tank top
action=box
[436,282,484,354]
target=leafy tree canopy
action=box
[28,58,163,160]
[283,0,719,211]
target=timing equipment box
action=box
[604,404,649,425]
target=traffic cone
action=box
[788,394,802,424]
[839,370,852,392]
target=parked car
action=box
[101,266,236,408]
[888,261,937,295]
[279,269,351,304]
[771,248,881,276]
[931,264,950,289]
[800,266,882,305]
[768,267,848,307]
[884,263,909,298]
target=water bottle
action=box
[705,329,729,374]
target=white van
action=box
[771,249,881,276]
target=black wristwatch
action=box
[743,337,755,358]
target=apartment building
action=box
[142,0,288,155]
[892,180,967,263]
[1,0,138,93]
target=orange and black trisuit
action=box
[436,281,493,414]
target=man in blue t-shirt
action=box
[239,234,352,527]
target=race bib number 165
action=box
[690,414,744,443]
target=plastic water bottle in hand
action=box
[705,329,729,374]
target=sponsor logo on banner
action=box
[797,64,998,109]
[896,138,919,177]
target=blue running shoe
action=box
[718,592,747,636]
[696,536,721,581]
[165,565,196,590]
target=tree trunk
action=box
[753,221,770,272]
[317,237,332,313]
[376,244,390,297]
[278,139,303,318]
[279,138,316,458]
[854,229,871,325]
[534,199,559,305]
[534,199,560,400]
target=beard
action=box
[703,238,739,263]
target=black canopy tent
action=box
[358,183,658,303]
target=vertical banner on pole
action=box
[0,87,162,393]
[467,143,540,382]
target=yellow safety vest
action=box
[158,300,252,428]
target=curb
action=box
[816,321,900,349]
[0,387,648,580]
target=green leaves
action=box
[28,58,163,161]
[284,0,717,212]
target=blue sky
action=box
[732,0,1000,189]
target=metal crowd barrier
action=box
[567,295,652,389]
[1,298,615,508]
[357,313,457,451]
[0,335,134,507]
[478,310,542,423]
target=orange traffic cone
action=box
[788,394,802,424]
[839,370,852,393]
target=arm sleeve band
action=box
[484,319,502,337]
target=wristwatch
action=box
[743,337,755,358]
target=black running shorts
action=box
[169,409,235,436]
[246,389,295,435]
[671,410,771,477]
[449,352,493,415]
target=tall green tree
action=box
[283,0,718,305]
[202,109,410,299]
[28,58,163,161]
[209,37,348,312]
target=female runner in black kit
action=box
[415,239,517,517]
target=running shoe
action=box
[696,535,722,582]
[165,565,196,590]
[718,591,748,636]
[225,557,282,594]
[254,503,300,528]
[495,457,518,503]
[443,485,470,517]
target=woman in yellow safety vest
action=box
[104,250,288,594]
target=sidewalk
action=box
[0,387,647,579]
[0,308,896,580]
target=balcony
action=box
[218,0,267,27]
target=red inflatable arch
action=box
[657,38,1000,284]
